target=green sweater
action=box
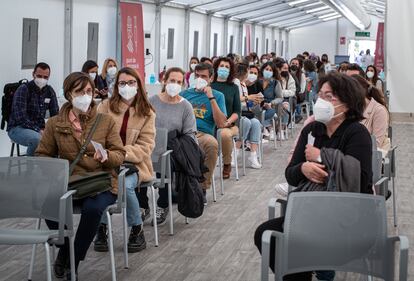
[211,81,241,121]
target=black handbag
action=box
[241,110,255,119]
[68,114,112,200]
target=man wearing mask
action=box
[7,62,59,156]
[181,63,227,201]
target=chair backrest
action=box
[152,127,169,173]
[280,192,389,279]
[0,157,69,222]
[388,146,397,177]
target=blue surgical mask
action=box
[263,70,273,80]
[217,67,230,80]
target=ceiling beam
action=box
[226,0,284,18]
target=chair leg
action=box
[67,236,76,281]
[272,119,277,150]
[122,208,128,269]
[106,211,117,281]
[242,138,246,176]
[28,219,41,281]
[211,175,217,202]
[10,142,15,157]
[17,144,21,156]
[150,185,159,246]
[167,183,174,235]
[44,242,52,281]
[185,217,189,224]
[218,153,224,196]
[392,177,397,227]
[233,139,239,181]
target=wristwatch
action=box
[208,97,216,101]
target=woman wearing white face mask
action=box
[255,73,373,281]
[148,67,197,224]
[97,67,155,253]
[185,56,200,88]
[82,60,107,100]
[100,58,119,98]
[365,65,384,93]
[35,72,125,279]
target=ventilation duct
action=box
[320,0,371,29]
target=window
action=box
[167,28,174,59]
[255,37,259,54]
[193,31,199,57]
[213,33,218,57]
[229,35,234,54]
[281,40,284,57]
[22,18,38,69]
[274,40,277,55]
[266,39,269,54]
[87,22,99,62]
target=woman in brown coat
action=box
[36,72,125,280]
[94,67,156,253]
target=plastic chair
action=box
[215,128,226,195]
[0,157,76,281]
[10,141,22,156]
[139,127,173,247]
[261,192,409,281]
[383,146,398,227]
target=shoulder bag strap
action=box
[69,113,103,175]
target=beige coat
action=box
[98,99,156,182]
[35,103,126,194]
[362,98,390,154]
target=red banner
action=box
[120,2,145,80]
[245,24,251,55]
[374,22,384,70]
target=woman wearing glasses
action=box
[35,72,125,280]
[95,67,156,254]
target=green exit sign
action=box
[355,31,370,37]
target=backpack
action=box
[1,79,29,130]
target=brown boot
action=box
[223,164,231,179]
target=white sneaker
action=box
[274,182,289,197]
[248,152,262,169]
[269,129,275,141]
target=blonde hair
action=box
[101,58,119,80]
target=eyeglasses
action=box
[73,89,93,96]
[317,90,337,102]
[118,80,137,87]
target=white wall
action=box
[387,0,414,113]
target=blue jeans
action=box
[241,118,261,144]
[101,173,142,226]
[46,191,116,268]
[8,126,41,156]
[263,108,277,127]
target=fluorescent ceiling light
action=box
[306,6,330,13]
[325,0,365,29]
[302,2,324,8]
[322,14,342,21]
[319,12,338,18]
[288,0,313,6]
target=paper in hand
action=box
[91,140,108,161]
[307,133,315,146]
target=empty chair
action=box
[0,157,76,281]
[261,192,408,281]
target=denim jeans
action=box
[8,126,41,156]
[101,173,142,226]
[241,118,261,144]
[264,108,277,127]
[46,191,116,268]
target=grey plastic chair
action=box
[215,128,226,194]
[383,146,398,227]
[0,157,76,281]
[261,192,409,281]
[139,127,173,247]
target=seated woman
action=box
[99,58,119,98]
[254,73,373,281]
[233,63,262,169]
[352,74,390,155]
[81,60,107,100]
[146,67,197,224]
[366,65,384,93]
[185,56,199,88]
[95,67,155,253]
[35,72,125,280]
[258,62,283,140]
[211,57,242,179]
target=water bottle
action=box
[149,73,156,84]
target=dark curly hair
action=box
[213,57,235,84]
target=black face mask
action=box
[281,71,289,78]
[290,65,298,72]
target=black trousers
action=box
[254,216,313,281]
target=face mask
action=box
[249,62,255,66]
[314,98,344,124]
[217,67,230,80]
[119,85,137,100]
[190,77,208,91]
[290,65,298,72]
[72,94,92,113]
[366,71,375,79]
[107,67,117,78]
[190,63,197,71]
[261,59,268,64]
[34,78,48,89]
[263,70,273,80]
[247,73,258,83]
[281,71,289,78]
[89,72,97,80]
[165,83,182,97]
